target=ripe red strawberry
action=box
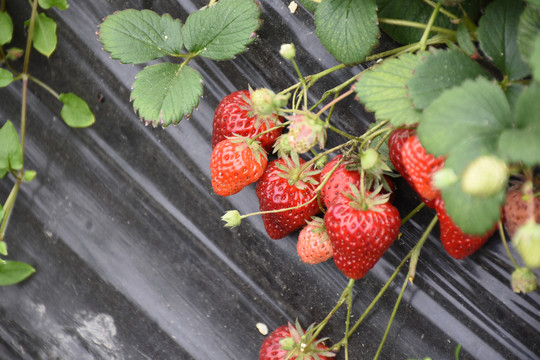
[320,154,395,207]
[388,127,444,207]
[212,90,283,152]
[210,137,267,196]
[434,197,496,259]
[259,322,334,360]
[388,127,416,179]
[256,155,321,239]
[503,183,540,238]
[297,217,333,265]
[324,188,401,279]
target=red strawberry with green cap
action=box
[210,136,267,196]
[388,127,416,180]
[256,154,321,239]
[320,154,395,208]
[259,322,334,360]
[297,217,333,265]
[212,90,284,152]
[433,196,496,259]
[324,186,401,279]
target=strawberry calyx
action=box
[276,152,320,190]
[344,183,391,212]
[227,134,267,166]
[278,321,335,359]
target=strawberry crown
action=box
[227,134,267,166]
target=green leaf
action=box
[27,12,57,57]
[528,0,540,7]
[442,175,505,235]
[0,241,6,256]
[456,22,477,56]
[418,77,512,158]
[407,48,489,110]
[499,83,540,166]
[131,63,204,127]
[355,53,423,126]
[315,0,379,64]
[0,68,13,87]
[99,10,183,64]
[418,77,513,234]
[377,0,454,45]
[517,4,540,62]
[0,261,35,286]
[59,93,95,128]
[183,0,261,61]
[530,34,540,81]
[297,0,319,12]
[0,120,23,178]
[505,83,526,111]
[38,0,69,10]
[0,11,13,45]
[477,0,530,80]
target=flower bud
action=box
[279,43,296,60]
[222,210,242,228]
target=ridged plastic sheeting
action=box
[0,1,539,359]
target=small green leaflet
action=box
[0,120,24,179]
[355,53,423,126]
[517,5,540,63]
[407,48,489,110]
[418,78,512,234]
[0,261,36,286]
[0,68,13,87]
[478,0,530,80]
[38,0,69,10]
[131,63,203,127]
[0,11,13,45]
[499,83,540,167]
[183,0,261,61]
[99,10,183,64]
[59,93,95,128]
[456,22,476,56]
[315,0,379,64]
[27,12,57,57]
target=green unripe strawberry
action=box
[511,267,538,293]
[461,155,508,197]
[513,219,540,268]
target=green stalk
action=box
[0,177,22,242]
[401,202,426,225]
[423,0,459,20]
[373,275,409,360]
[419,2,442,51]
[332,215,438,351]
[378,18,456,37]
[499,220,519,269]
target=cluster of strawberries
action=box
[210,89,539,360]
[210,89,403,281]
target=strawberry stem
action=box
[373,274,409,360]
[419,2,442,51]
[331,215,437,352]
[315,88,355,118]
[401,202,426,225]
[498,220,519,270]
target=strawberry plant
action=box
[0,0,94,286]
[98,0,540,357]
[2,0,537,357]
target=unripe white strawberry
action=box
[461,155,508,197]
